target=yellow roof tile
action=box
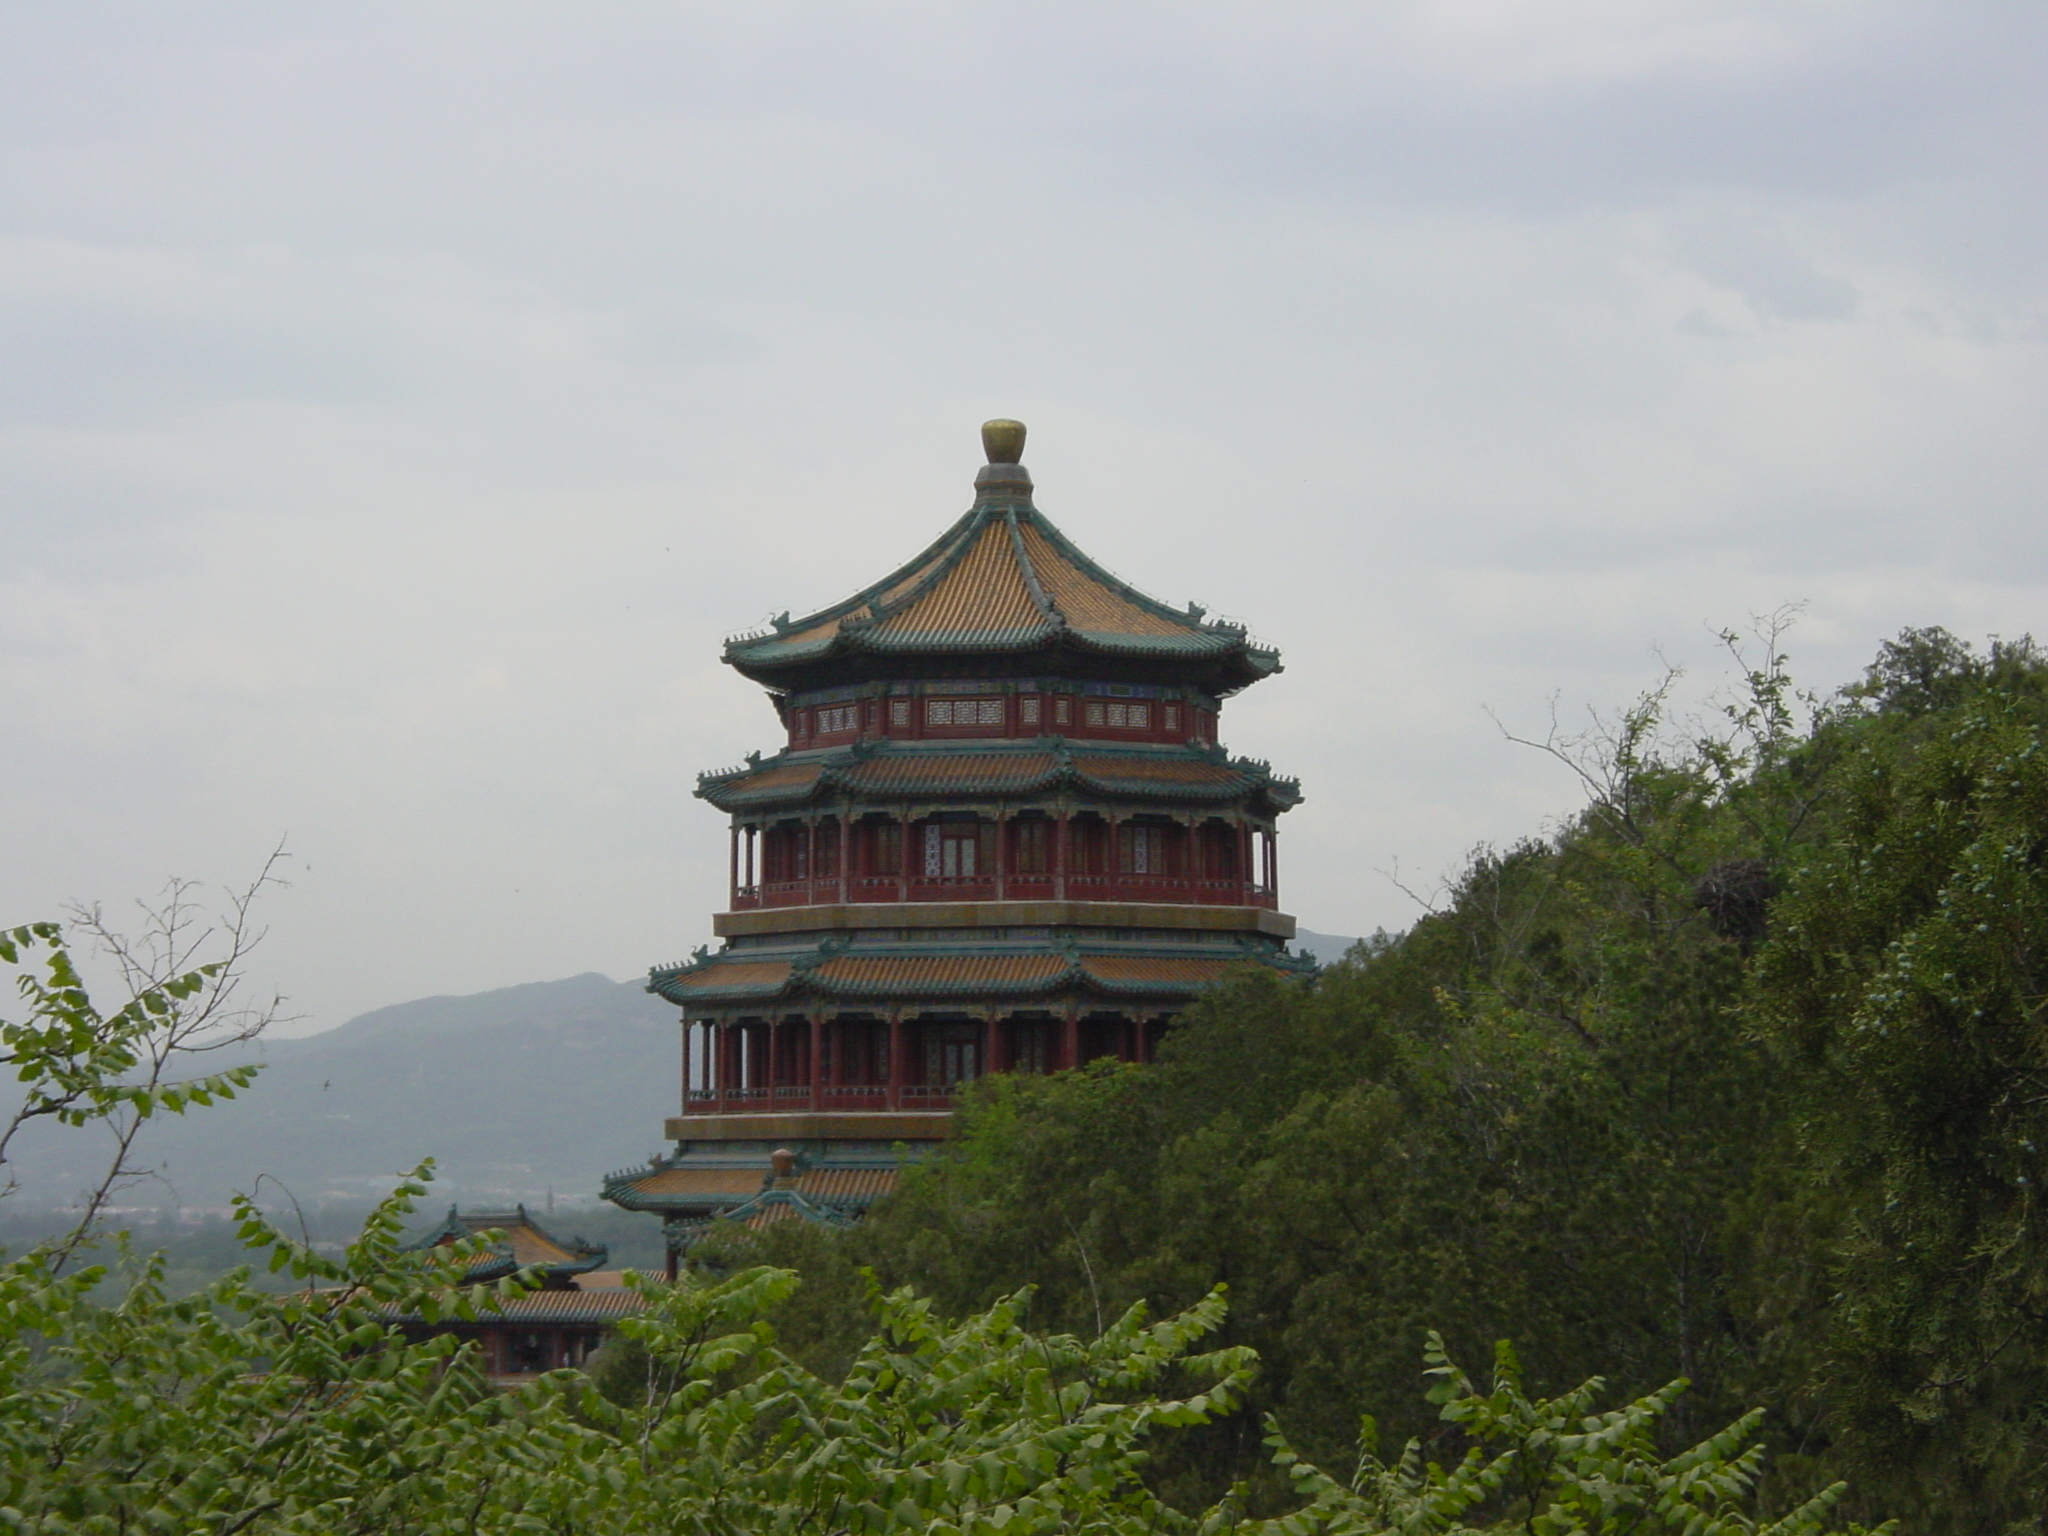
[793,1167,899,1201]
[875,521,1042,638]
[810,954,1070,989]
[505,1228,577,1265]
[673,961,793,993]
[1080,956,1240,984]
[1070,755,1246,787]
[1015,522,1190,638]
[626,1167,767,1197]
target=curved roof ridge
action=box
[726,504,986,652]
[871,512,1048,642]
[853,505,996,631]
[1018,505,1216,633]
[1003,507,1065,631]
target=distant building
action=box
[604,421,1308,1269]
[393,1205,643,1379]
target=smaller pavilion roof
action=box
[603,1148,902,1229]
[722,422,1281,693]
[405,1205,609,1287]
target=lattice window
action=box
[925,1023,983,1086]
[1014,819,1049,874]
[868,821,902,876]
[816,704,858,734]
[925,698,1003,727]
[1164,704,1180,732]
[889,699,911,727]
[1091,701,1151,729]
[1054,697,1071,725]
[1011,1021,1051,1075]
[1118,824,1167,875]
[923,822,985,877]
[1084,700,1105,726]
[1019,695,1041,726]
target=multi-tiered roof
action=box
[608,421,1307,1260]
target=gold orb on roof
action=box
[981,418,1026,464]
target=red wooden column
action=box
[728,824,739,907]
[992,809,1009,900]
[1265,827,1279,899]
[836,813,851,904]
[1061,1008,1080,1071]
[1053,809,1070,899]
[1236,818,1254,900]
[810,1013,826,1108]
[886,1012,905,1108]
[896,812,912,902]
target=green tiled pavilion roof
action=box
[648,939,1311,1010]
[602,1151,903,1225]
[697,739,1301,814]
[723,456,1280,693]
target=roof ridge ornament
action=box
[981,418,1026,464]
[975,418,1033,495]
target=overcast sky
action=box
[3,3,2043,1037]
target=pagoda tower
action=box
[603,420,1308,1264]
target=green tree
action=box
[1746,633,2048,1530]
[0,905,1879,1533]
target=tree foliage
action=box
[0,912,1871,1533]
[745,626,2048,1530]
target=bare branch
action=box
[1,844,297,1268]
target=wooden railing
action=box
[684,1086,952,1115]
[732,875,1276,911]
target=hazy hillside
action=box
[3,973,680,1213]
[1290,928,1363,965]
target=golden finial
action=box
[981,418,1026,464]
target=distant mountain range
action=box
[1289,930,1361,966]
[5,930,1359,1214]
[5,974,677,1213]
